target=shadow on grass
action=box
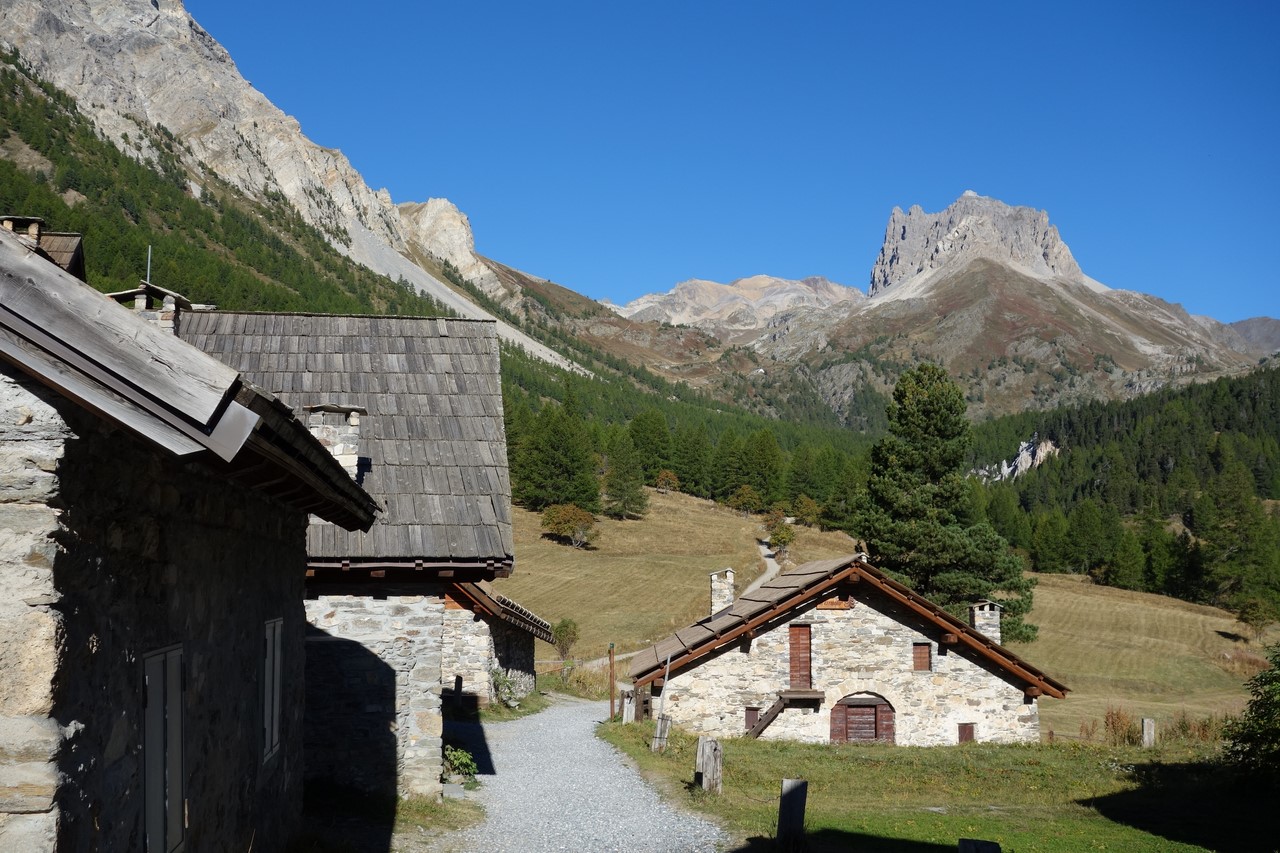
[1084,760,1273,853]
[728,830,953,852]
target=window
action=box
[745,706,760,731]
[959,722,976,743]
[788,625,811,689]
[262,618,283,761]
[144,645,185,853]
[912,642,932,671]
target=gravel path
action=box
[447,696,727,853]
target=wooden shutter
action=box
[263,618,283,759]
[847,706,876,741]
[875,703,895,743]
[145,646,185,853]
[829,703,847,743]
[144,652,165,849]
[789,625,811,689]
[912,643,931,671]
[164,651,184,852]
[745,706,760,731]
[958,723,975,743]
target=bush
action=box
[551,618,580,660]
[442,744,477,782]
[655,469,679,494]
[1223,643,1280,781]
[1103,705,1142,746]
[540,504,598,548]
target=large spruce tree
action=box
[859,363,1037,642]
[603,429,649,519]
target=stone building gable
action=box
[661,587,1038,745]
[1,366,313,850]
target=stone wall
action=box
[660,588,1038,746]
[305,589,446,797]
[1,365,311,851]
[491,620,537,698]
[442,601,497,705]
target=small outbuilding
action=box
[630,556,1067,745]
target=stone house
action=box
[0,224,378,850]
[630,555,1067,745]
[180,312,549,797]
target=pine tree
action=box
[602,430,648,519]
[671,422,712,498]
[629,409,672,485]
[858,364,1037,641]
[515,401,600,512]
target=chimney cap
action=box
[105,281,192,310]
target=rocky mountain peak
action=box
[868,192,1088,297]
[613,274,864,331]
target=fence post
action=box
[622,690,636,723]
[700,738,722,794]
[1142,717,1156,748]
[609,643,616,720]
[651,714,671,753]
[777,778,807,851]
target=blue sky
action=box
[185,1,1278,322]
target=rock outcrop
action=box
[868,191,1097,298]
[613,274,864,331]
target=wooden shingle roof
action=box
[630,555,1068,700]
[0,228,376,530]
[180,312,513,575]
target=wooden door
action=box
[847,706,877,741]
[788,625,811,689]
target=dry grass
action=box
[786,523,862,565]
[493,489,766,659]
[1007,573,1277,737]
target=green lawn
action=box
[600,721,1272,852]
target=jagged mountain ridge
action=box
[0,0,576,369]
[611,274,864,334]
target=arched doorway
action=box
[830,693,895,744]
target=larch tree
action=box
[602,429,648,519]
[858,363,1037,642]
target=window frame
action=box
[262,617,284,762]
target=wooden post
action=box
[609,643,616,720]
[1142,717,1156,748]
[651,715,671,753]
[699,738,722,794]
[777,778,807,851]
[622,690,636,723]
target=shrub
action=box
[1223,643,1280,781]
[551,618,580,661]
[655,469,679,494]
[442,744,477,782]
[726,484,763,516]
[793,494,822,528]
[540,504,598,548]
[1103,705,1141,746]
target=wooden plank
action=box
[1,236,238,424]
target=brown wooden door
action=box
[876,703,895,743]
[789,625,811,689]
[847,706,877,741]
[829,703,847,743]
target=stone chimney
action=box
[106,282,192,335]
[969,599,1003,644]
[304,405,366,480]
[710,568,735,616]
